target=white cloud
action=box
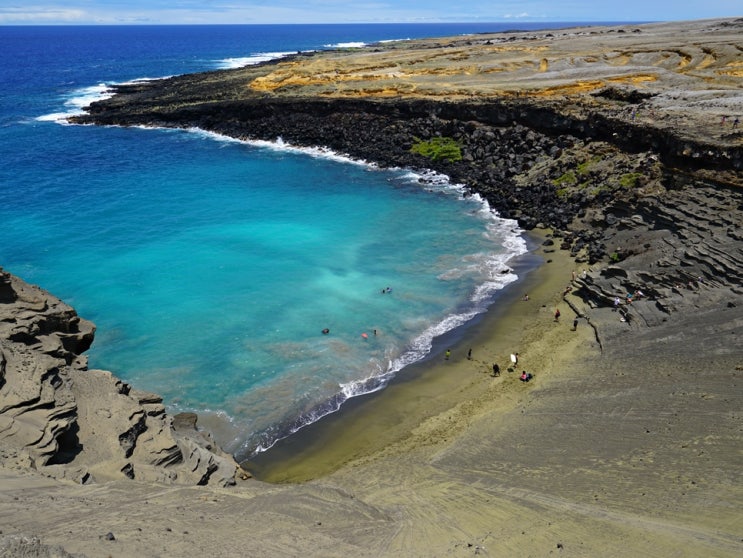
[502,13,533,19]
[0,7,88,23]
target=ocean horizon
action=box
[0,22,608,458]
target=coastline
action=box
[244,230,557,481]
[2,18,742,557]
[4,221,741,556]
[187,148,530,458]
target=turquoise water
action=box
[0,24,551,456]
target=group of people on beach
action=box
[720,115,740,128]
[492,354,531,382]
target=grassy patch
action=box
[410,136,462,163]
[553,170,577,185]
[619,172,644,188]
[590,184,610,197]
[576,156,601,176]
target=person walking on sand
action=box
[554,308,561,322]
[492,363,500,377]
[445,349,451,360]
[467,348,472,360]
[572,317,579,331]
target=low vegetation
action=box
[410,136,462,163]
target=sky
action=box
[0,0,740,25]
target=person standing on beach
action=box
[492,363,500,377]
[445,349,451,360]
[572,317,579,331]
[467,348,472,360]
[554,308,561,322]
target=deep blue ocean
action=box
[0,23,587,458]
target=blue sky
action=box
[0,1,740,25]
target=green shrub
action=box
[553,170,577,185]
[619,172,643,188]
[410,136,462,163]
[576,156,601,175]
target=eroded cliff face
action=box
[0,269,241,486]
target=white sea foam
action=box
[248,137,376,167]
[184,127,246,144]
[36,83,114,123]
[184,129,377,169]
[37,77,167,124]
[215,51,297,69]
[323,41,367,49]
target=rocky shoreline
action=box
[7,12,743,490]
